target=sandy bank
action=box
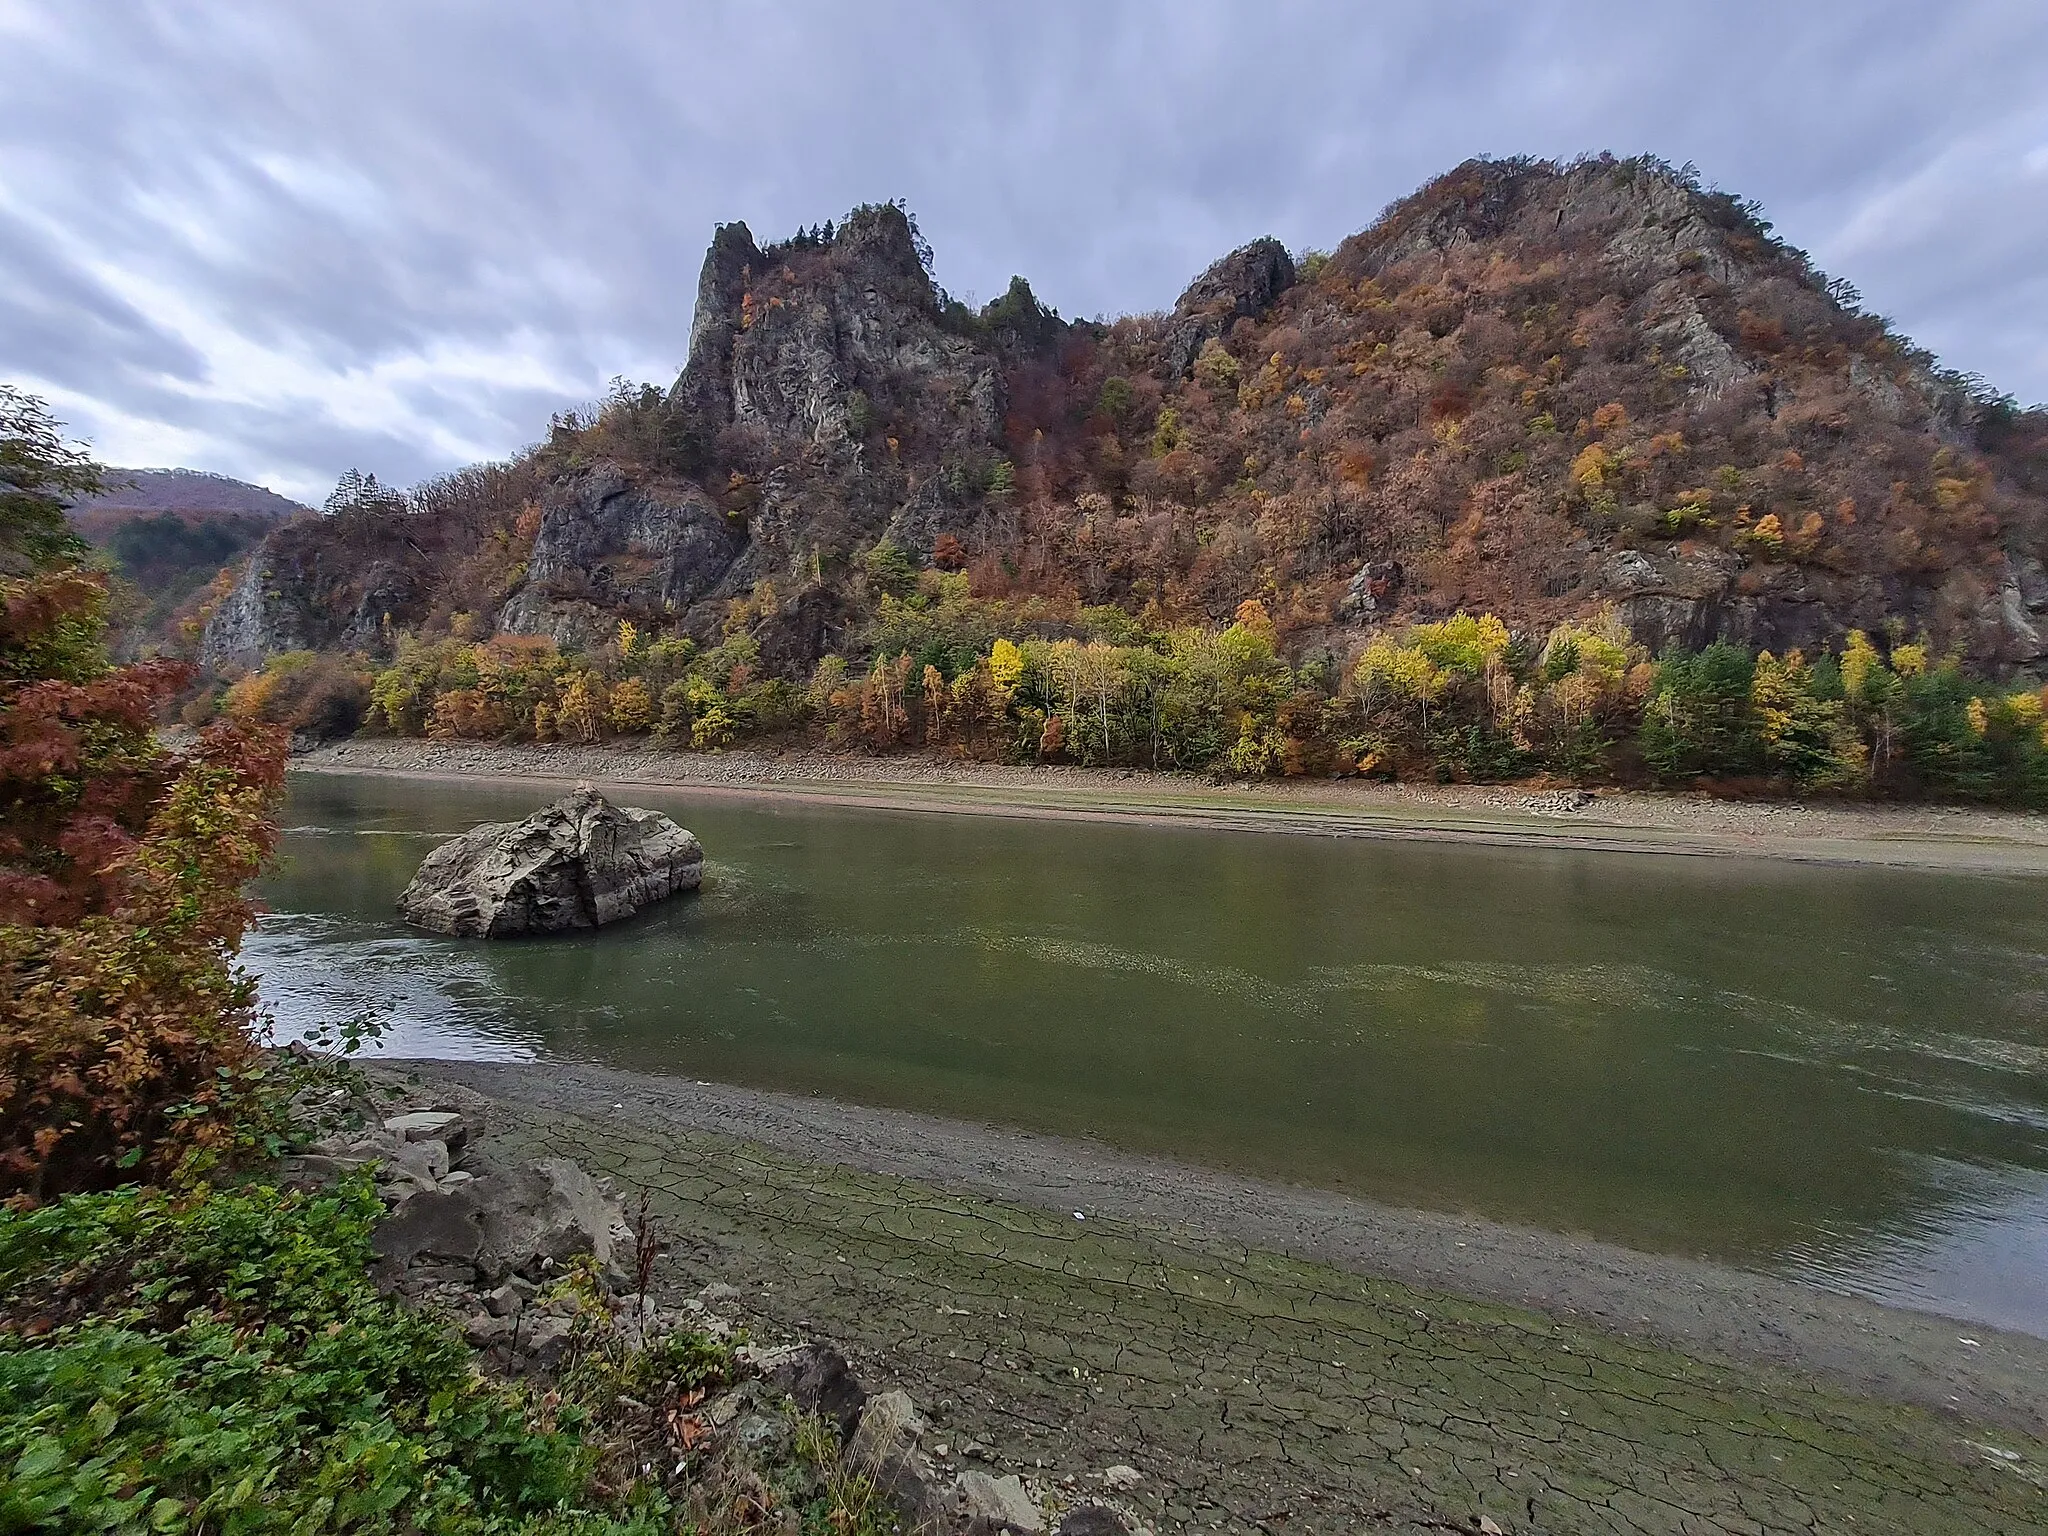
[296,738,2048,873]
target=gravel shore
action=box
[296,737,2048,873]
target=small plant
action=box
[0,1178,668,1534]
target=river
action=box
[249,770,2048,1337]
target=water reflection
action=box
[252,771,2048,1336]
[247,912,540,1061]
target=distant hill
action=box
[69,469,309,654]
[70,467,308,524]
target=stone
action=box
[387,1138,450,1185]
[370,1188,485,1268]
[277,1153,368,1188]
[1058,1506,1132,1536]
[383,1110,468,1150]
[482,1282,524,1318]
[849,1390,944,1524]
[956,1470,1045,1536]
[522,1314,574,1369]
[747,1341,867,1440]
[397,789,703,938]
[472,1158,624,1281]
[1101,1466,1143,1492]
[463,1312,515,1347]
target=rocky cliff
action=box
[203,160,2048,679]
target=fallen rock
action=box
[370,1188,486,1269]
[397,787,703,938]
[481,1282,524,1318]
[747,1341,868,1440]
[383,1110,468,1151]
[463,1312,516,1347]
[1101,1465,1143,1492]
[522,1313,575,1370]
[386,1138,451,1185]
[957,1469,1046,1536]
[278,1152,370,1189]
[472,1157,624,1281]
[849,1390,944,1525]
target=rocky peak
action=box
[828,202,936,307]
[1164,236,1296,377]
[1351,156,1746,282]
[674,222,764,427]
[1174,236,1297,322]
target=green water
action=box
[252,772,2048,1334]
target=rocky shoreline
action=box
[372,1055,2048,1536]
[290,1061,1145,1535]
[291,737,2048,873]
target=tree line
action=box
[222,565,2048,804]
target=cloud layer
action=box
[3,0,2044,503]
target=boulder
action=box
[383,1109,468,1150]
[849,1390,945,1524]
[747,1340,868,1441]
[956,1470,1045,1536]
[397,788,703,938]
[371,1188,487,1268]
[472,1157,626,1281]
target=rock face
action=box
[397,788,702,937]
[200,513,429,669]
[1162,236,1296,378]
[501,202,1015,653]
[497,465,745,649]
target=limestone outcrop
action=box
[397,788,702,937]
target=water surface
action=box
[250,772,2048,1335]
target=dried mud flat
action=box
[297,738,2048,874]
[412,1057,2048,1536]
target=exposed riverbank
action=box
[295,738,2048,872]
[412,1056,2048,1535]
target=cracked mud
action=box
[417,1062,2048,1534]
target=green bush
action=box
[0,1178,665,1535]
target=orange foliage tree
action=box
[1,563,287,1204]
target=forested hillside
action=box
[66,468,306,653]
[192,156,2048,797]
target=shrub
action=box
[608,676,654,735]
[222,651,373,738]
[0,1178,665,1533]
[2,568,287,1202]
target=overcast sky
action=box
[3,1,2044,505]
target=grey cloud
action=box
[2,0,2043,504]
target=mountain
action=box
[69,469,308,652]
[200,159,2048,679]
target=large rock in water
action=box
[398,788,702,937]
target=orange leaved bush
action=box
[1,567,286,1204]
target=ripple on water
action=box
[243,912,541,1061]
[1778,1155,2048,1339]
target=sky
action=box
[2,2,2044,506]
